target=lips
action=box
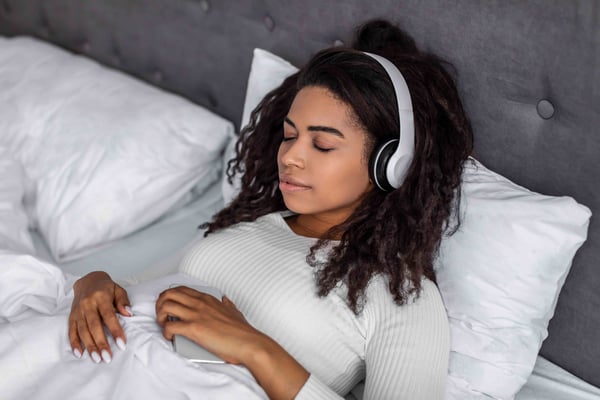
[279,175,311,192]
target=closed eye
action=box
[282,136,332,152]
[314,143,333,152]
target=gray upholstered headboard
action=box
[1,0,598,387]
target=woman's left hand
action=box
[155,286,261,365]
[156,286,310,400]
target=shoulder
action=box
[364,276,445,310]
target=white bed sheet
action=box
[0,260,267,400]
[515,356,600,400]
[346,356,600,400]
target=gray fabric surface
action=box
[1,0,599,388]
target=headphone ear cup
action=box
[369,139,399,192]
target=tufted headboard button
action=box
[39,13,52,37]
[263,15,275,31]
[536,99,555,119]
[199,0,210,13]
[152,70,164,84]
[208,92,218,109]
[111,54,122,67]
[40,23,50,37]
[80,41,92,54]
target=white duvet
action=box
[0,145,265,399]
[0,252,267,400]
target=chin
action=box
[281,197,306,214]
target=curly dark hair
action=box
[205,19,473,313]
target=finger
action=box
[161,318,187,341]
[114,285,132,317]
[157,285,188,302]
[98,303,127,351]
[157,287,218,315]
[162,317,212,346]
[84,311,113,364]
[156,299,196,326]
[160,285,216,302]
[76,318,103,364]
[68,314,83,359]
[155,289,191,318]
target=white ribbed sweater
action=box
[179,212,449,399]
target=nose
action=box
[279,139,306,169]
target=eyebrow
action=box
[284,117,345,138]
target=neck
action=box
[285,214,343,239]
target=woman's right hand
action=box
[68,271,131,364]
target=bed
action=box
[0,1,598,399]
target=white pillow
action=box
[231,48,592,399]
[0,147,35,255]
[221,48,298,204]
[438,158,590,399]
[0,36,234,261]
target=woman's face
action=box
[277,85,372,226]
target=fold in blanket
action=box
[0,252,267,400]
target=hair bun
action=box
[352,19,419,55]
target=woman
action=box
[69,19,473,399]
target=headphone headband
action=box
[362,52,415,190]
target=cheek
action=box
[320,157,370,192]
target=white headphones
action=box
[362,52,415,192]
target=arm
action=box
[155,286,309,400]
[68,271,132,363]
[296,279,449,400]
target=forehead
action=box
[287,86,361,129]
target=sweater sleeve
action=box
[361,278,450,399]
[294,374,344,399]
[295,279,449,400]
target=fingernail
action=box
[101,350,112,364]
[116,337,126,351]
[125,306,133,316]
[73,348,82,359]
[91,351,102,364]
